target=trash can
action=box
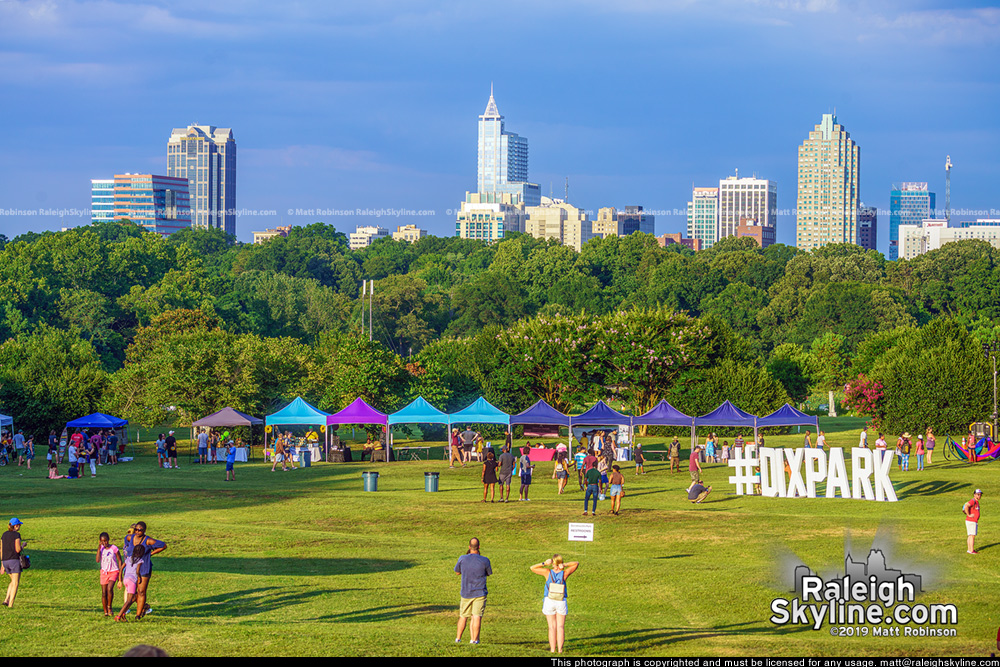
[424,471,439,492]
[301,447,312,468]
[363,471,379,492]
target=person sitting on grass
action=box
[48,460,67,480]
[688,480,712,504]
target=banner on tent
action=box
[728,447,897,502]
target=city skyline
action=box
[1,1,998,253]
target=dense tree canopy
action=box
[0,220,997,436]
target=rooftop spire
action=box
[483,84,501,118]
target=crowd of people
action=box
[0,427,128,479]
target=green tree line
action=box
[0,220,997,436]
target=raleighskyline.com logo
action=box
[771,546,957,636]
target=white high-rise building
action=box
[476,87,539,206]
[349,225,390,250]
[525,197,594,252]
[167,125,237,236]
[718,175,777,247]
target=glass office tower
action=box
[889,183,935,261]
[167,125,236,236]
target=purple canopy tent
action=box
[756,403,819,430]
[192,407,263,462]
[632,400,696,448]
[695,400,760,442]
[326,398,390,462]
[572,401,633,452]
[510,400,570,438]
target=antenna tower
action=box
[945,155,953,224]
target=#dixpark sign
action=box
[728,447,897,502]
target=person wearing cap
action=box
[165,431,178,469]
[964,489,983,554]
[2,518,24,608]
[915,435,926,471]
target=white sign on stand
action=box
[568,523,594,542]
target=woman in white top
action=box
[529,555,580,653]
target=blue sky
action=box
[1,0,998,252]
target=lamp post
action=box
[983,343,998,440]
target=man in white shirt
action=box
[859,427,868,448]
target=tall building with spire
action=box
[167,124,236,236]
[796,114,860,250]
[475,87,540,207]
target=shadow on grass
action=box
[315,603,453,623]
[573,620,812,651]
[976,542,1000,552]
[653,554,693,560]
[24,551,416,577]
[893,479,970,498]
[159,585,361,618]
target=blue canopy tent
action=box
[0,412,12,429]
[388,397,451,459]
[449,397,510,427]
[695,400,759,443]
[65,413,131,461]
[66,413,129,429]
[632,400,696,448]
[265,397,331,461]
[756,403,818,431]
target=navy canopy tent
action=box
[695,400,759,442]
[572,401,632,426]
[632,400,696,447]
[757,403,818,430]
[509,400,571,428]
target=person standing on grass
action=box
[155,434,167,469]
[859,427,869,449]
[553,451,570,495]
[688,445,703,492]
[583,462,601,516]
[518,447,534,501]
[964,489,983,555]
[926,429,936,466]
[449,428,463,469]
[210,431,220,464]
[497,446,515,503]
[47,431,58,464]
[1,518,24,608]
[23,435,34,471]
[225,440,238,481]
[460,427,476,465]
[125,522,166,620]
[530,555,579,654]
[669,436,681,474]
[115,543,145,622]
[634,442,645,475]
[482,450,499,503]
[574,446,587,490]
[97,532,123,617]
[875,432,887,458]
[609,465,625,515]
[803,430,812,449]
[13,430,26,467]
[915,435,926,472]
[455,538,491,645]
[108,430,119,465]
[197,429,209,465]
[816,431,827,451]
[82,433,97,478]
[165,431,178,469]
[272,436,288,472]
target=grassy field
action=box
[1,416,998,657]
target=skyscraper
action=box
[796,114,860,250]
[111,173,191,236]
[90,179,115,223]
[618,205,655,235]
[167,125,236,236]
[476,88,540,206]
[858,204,877,251]
[687,187,719,248]
[718,175,777,247]
[889,183,935,261]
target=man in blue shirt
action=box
[454,537,492,645]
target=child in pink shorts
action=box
[116,544,145,621]
[97,532,123,617]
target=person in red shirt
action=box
[688,445,703,491]
[964,489,983,554]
